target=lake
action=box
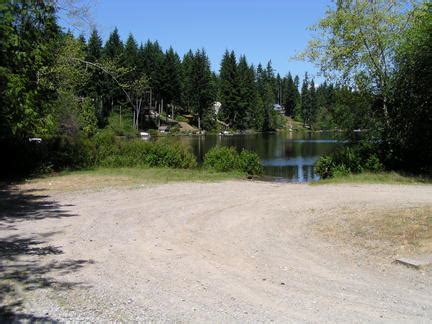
[166,132,343,182]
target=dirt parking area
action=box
[1,178,432,322]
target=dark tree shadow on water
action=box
[0,185,94,322]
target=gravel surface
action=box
[1,181,432,322]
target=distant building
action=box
[273,104,284,114]
[158,126,169,133]
[213,101,222,115]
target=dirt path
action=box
[1,181,432,322]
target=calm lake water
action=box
[167,132,343,182]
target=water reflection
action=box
[163,131,343,182]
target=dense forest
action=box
[0,1,363,137]
[1,0,431,177]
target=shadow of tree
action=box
[0,185,93,321]
[0,186,76,227]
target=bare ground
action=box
[1,179,432,322]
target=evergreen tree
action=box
[262,83,277,131]
[237,56,257,129]
[102,28,125,117]
[265,60,277,101]
[256,63,265,98]
[276,73,282,104]
[282,73,299,117]
[219,50,240,127]
[300,73,311,127]
[124,34,139,70]
[190,49,214,130]
[86,28,102,62]
[103,27,124,60]
[77,34,86,51]
[160,47,182,108]
[180,50,195,113]
[139,40,164,101]
[84,28,106,126]
[309,79,318,127]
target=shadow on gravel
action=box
[0,185,93,322]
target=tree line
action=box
[1,0,356,142]
[2,0,429,177]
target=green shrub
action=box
[148,129,158,137]
[175,115,188,122]
[314,155,334,179]
[169,125,180,134]
[364,155,384,172]
[204,146,240,172]
[239,150,263,175]
[332,165,351,177]
[204,146,263,175]
[107,113,138,138]
[46,135,96,170]
[93,129,120,163]
[96,138,197,169]
[315,144,384,179]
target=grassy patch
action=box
[19,167,244,193]
[316,205,432,257]
[314,172,432,185]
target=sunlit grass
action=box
[21,167,244,193]
[314,172,432,185]
[316,205,432,256]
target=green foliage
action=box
[281,73,300,117]
[169,125,180,133]
[386,3,432,174]
[315,145,384,179]
[204,146,240,172]
[314,155,334,179]
[79,97,98,136]
[175,115,188,122]
[299,0,413,95]
[239,150,263,175]
[106,113,138,138]
[160,47,182,106]
[204,146,263,175]
[0,1,59,138]
[95,135,197,169]
[220,51,240,127]
[103,27,124,60]
[314,171,432,185]
[139,40,164,96]
[3,1,430,181]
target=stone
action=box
[395,255,432,269]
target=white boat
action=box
[140,132,151,140]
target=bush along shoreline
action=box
[203,146,263,176]
[315,144,383,179]
[2,130,264,180]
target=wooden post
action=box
[161,99,166,123]
[149,89,153,110]
[158,101,161,128]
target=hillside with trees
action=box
[1,0,430,178]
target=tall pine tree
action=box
[219,50,239,127]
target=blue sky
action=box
[67,0,332,79]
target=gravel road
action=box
[1,181,432,322]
